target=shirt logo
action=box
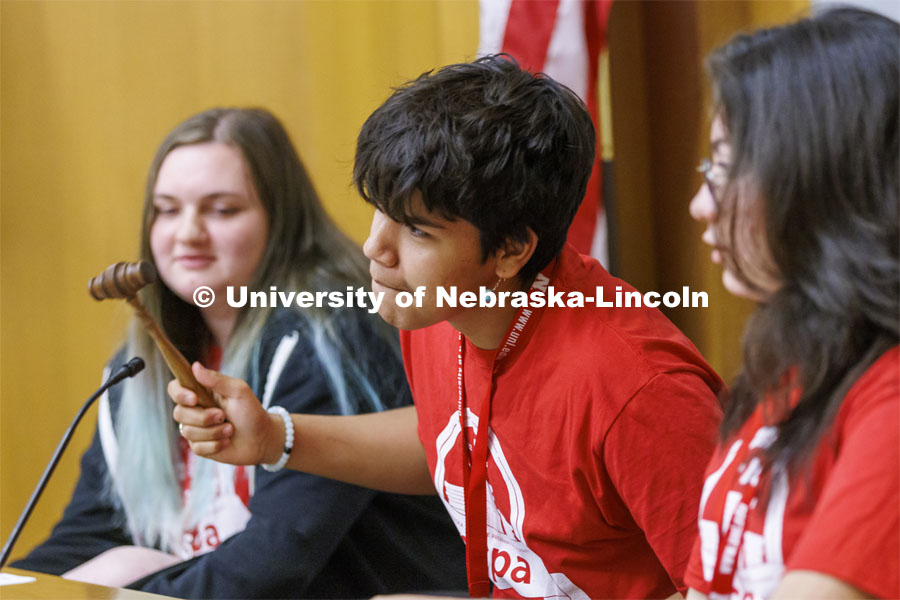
[434,409,589,599]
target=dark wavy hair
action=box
[709,8,899,468]
[353,54,595,284]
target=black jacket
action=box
[12,309,467,598]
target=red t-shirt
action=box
[404,244,724,599]
[685,346,900,599]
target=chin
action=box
[169,288,201,306]
[376,306,439,332]
[722,270,767,302]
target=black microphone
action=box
[0,357,145,568]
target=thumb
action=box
[191,362,253,399]
[191,361,220,387]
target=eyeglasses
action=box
[696,158,730,209]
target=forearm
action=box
[171,364,436,494]
[268,405,436,495]
[771,571,868,599]
[62,547,181,588]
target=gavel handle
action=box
[126,297,218,408]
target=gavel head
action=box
[88,261,157,300]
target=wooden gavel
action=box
[88,261,218,408]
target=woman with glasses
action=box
[686,8,898,600]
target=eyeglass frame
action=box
[696,158,730,210]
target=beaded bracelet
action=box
[261,406,294,472]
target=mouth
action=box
[175,255,215,268]
[700,229,727,265]
[371,277,407,293]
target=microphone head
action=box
[124,357,145,378]
[105,356,145,387]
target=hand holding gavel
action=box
[88,261,218,408]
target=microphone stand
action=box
[0,357,145,568]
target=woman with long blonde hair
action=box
[12,107,466,598]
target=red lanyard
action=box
[457,268,553,598]
[457,331,493,598]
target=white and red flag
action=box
[478,0,614,266]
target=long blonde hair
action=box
[110,108,394,551]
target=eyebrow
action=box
[152,192,247,202]
[402,214,447,229]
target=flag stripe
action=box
[478,0,612,265]
[501,0,560,71]
[477,0,513,56]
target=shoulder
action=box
[261,307,397,351]
[843,346,899,405]
[537,246,724,404]
[258,308,306,348]
[256,307,386,366]
[834,345,899,438]
[255,307,408,412]
[559,246,716,363]
[782,346,900,599]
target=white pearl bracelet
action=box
[261,406,294,472]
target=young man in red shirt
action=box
[171,55,723,599]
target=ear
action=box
[493,228,538,281]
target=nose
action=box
[689,183,718,224]
[363,210,398,268]
[175,207,208,245]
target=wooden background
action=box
[1,0,805,561]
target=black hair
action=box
[353,54,595,284]
[708,8,899,468]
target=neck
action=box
[449,303,521,350]
[449,275,539,350]
[200,305,237,349]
